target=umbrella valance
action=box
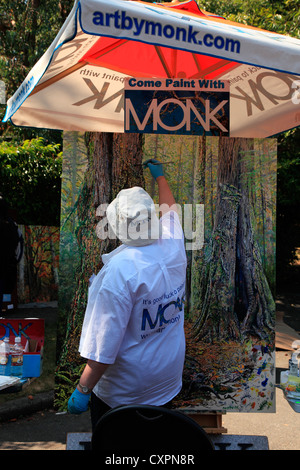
[3,0,300,137]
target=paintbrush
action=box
[143,161,173,165]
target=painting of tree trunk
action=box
[55,131,144,407]
[192,137,275,344]
[144,134,277,413]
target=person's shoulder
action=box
[105,246,139,277]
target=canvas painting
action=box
[144,134,277,412]
[57,131,276,413]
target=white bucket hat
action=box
[106,187,161,246]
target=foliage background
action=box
[0,138,62,226]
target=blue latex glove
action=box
[143,159,164,180]
[68,388,91,414]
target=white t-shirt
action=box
[79,210,187,408]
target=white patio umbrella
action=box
[3,0,300,137]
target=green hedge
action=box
[0,137,62,226]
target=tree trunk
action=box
[193,138,241,342]
[189,136,206,320]
[236,139,275,339]
[192,137,275,343]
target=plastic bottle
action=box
[11,336,23,377]
[0,338,10,375]
[280,370,289,388]
[5,338,11,376]
[289,360,299,377]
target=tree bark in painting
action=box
[236,139,275,340]
[56,132,144,384]
[189,136,206,319]
[192,137,275,344]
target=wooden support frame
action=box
[187,412,227,434]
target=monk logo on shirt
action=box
[141,293,185,331]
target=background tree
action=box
[0,0,68,143]
[0,0,69,226]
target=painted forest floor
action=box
[174,266,300,412]
[173,321,276,412]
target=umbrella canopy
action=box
[3,0,300,137]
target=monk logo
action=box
[141,293,185,331]
[231,71,300,116]
[125,90,229,135]
[50,32,97,75]
[0,321,32,340]
[292,80,300,105]
[73,78,124,111]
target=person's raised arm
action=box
[143,159,177,216]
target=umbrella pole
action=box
[155,46,172,78]
[30,62,87,96]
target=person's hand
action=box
[68,388,91,414]
[143,159,164,180]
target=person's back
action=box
[84,210,186,407]
[68,160,188,429]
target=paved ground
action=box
[0,293,299,451]
[0,407,91,450]
[222,351,300,451]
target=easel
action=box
[187,411,227,434]
[183,411,227,434]
[186,411,272,450]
